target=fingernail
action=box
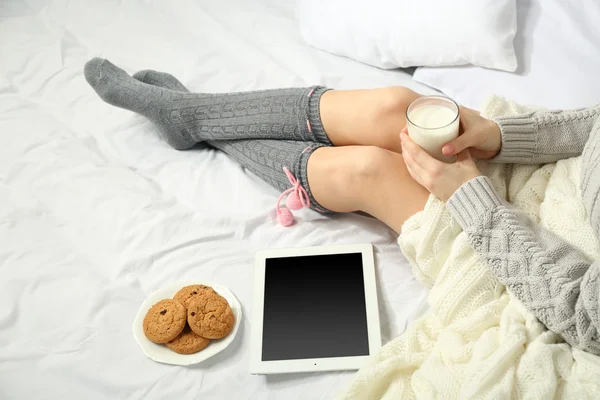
[443,145,453,155]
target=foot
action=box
[132,70,190,93]
[84,57,323,148]
[133,70,216,150]
[84,58,197,149]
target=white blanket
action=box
[340,96,600,399]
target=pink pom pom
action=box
[276,208,295,227]
[286,192,304,210]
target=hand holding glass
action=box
[406,96,460,163]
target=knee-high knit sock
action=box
[84,58,331,150]
[130,69,333,216]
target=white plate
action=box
[133,280,242,366]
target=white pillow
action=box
[413,0,600,109]
[296,0,518,71]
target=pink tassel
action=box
[274,167,311,227]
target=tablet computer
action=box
[250,243,381,374]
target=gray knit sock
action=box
[84,58,331,150]
[131,69,333,214]
[132,70,190,93]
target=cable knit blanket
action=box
[340,96,600,399]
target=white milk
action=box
[407,104,459,163]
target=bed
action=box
[0,1,439,398]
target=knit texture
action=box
[340,95,600,399]
[448,101,600,355]
[130,69,331,214]
[84,58,331,149]
[448,176,600,355]
[492,104,600,164]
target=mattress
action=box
[0,1,438,398]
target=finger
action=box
[399,128,408,150]
[402,133,442,171]
[442,132,474,156]
[470,148,498,160]
[456,148,473,163]
[469,149,486,159]
[458,106,468,134]
[405,163,426,188]
[401,138,435,191]
[401,149,426,187]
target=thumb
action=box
[456,148,473,162]
[442,133,472,156]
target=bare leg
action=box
[127,69,427,226]
[319,87,422,153]
[307,146,429,232]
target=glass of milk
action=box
[406,96,460,163]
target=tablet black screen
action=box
[262,253,370,361]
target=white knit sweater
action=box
[447,104,600,355]
[340,96,600,399]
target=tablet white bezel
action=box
[250,243,381,375]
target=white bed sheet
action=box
[0,1,436,399]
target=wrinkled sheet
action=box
[0,1,437,398]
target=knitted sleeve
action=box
[492,104,600,164]
[447,176,600,355]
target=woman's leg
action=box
[129,69,428,230]
[320,87,422,153]
[84,58,331,149]
[133,69,428,225]
[307,146,429,232]
[85,58,420,153]
[132,68,422,155]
